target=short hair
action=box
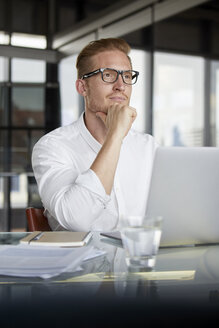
[76,38,132,79]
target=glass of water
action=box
[120,216,163,270]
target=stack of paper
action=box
[0,244,105,279]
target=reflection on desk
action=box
[0,232,219,327]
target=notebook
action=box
[145,147,219,246]
[20,231,92,247]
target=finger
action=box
[129,106,137,114]
[127,106,137,119]
[132,109,137,119]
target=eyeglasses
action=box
[81,68,139,85]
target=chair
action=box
[26,207,51,231]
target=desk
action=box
[0,232,219,327]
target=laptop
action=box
[101,147,219,247]
[146,147,219,246]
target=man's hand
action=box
[96,104,137,141]
[91,104,137,195]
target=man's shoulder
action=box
[34,120,80,148]
[128,129,156,145]
[124,130,159,160]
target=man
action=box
[32,38,158,231]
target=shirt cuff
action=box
[75,169,111,204]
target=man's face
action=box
[83,50,132,115]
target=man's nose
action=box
[113,74,125,90]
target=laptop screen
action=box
[146,147,219,246]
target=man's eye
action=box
[124,74,132,80]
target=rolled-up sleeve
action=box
[32,138,111,231]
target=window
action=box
[0,130,5,171]
[11,33,47,49]
[0,177,3,209]
[12,86,45,127]
[153,53,204,146]
[0,57,9,82]
[211,61,219,146]
[11,176,19,192]
[12,58,46,83]
[11,174,28,209]
[217,69,219,146]
[0,31,9,45]
[0,86,3,125]
[130,49,149,132]
[59,54,80,126]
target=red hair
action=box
[76,38,132,78]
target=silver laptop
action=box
[146,147,219,246]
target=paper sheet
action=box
[0,244,105,279]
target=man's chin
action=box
[94,109,108,115]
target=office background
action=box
[0,0,218,232]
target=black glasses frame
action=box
[81,68,139,85]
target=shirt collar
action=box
[78,112,102,153]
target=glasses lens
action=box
[101,69,139,84]
[102,69,117,83]
[123,71,138,85]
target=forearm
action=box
[90,133,123,195]
[35,166,111,231]
[92,104,137,195]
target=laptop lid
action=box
[145,147,219,246]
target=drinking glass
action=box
[120,216,163,270]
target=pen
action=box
[28,232,44,244]
[83,232,93,245]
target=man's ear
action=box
[76,79,87,96]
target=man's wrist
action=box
[105,128,124,145]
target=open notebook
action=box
[20,231,92,247]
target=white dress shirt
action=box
[32,113,158,231]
